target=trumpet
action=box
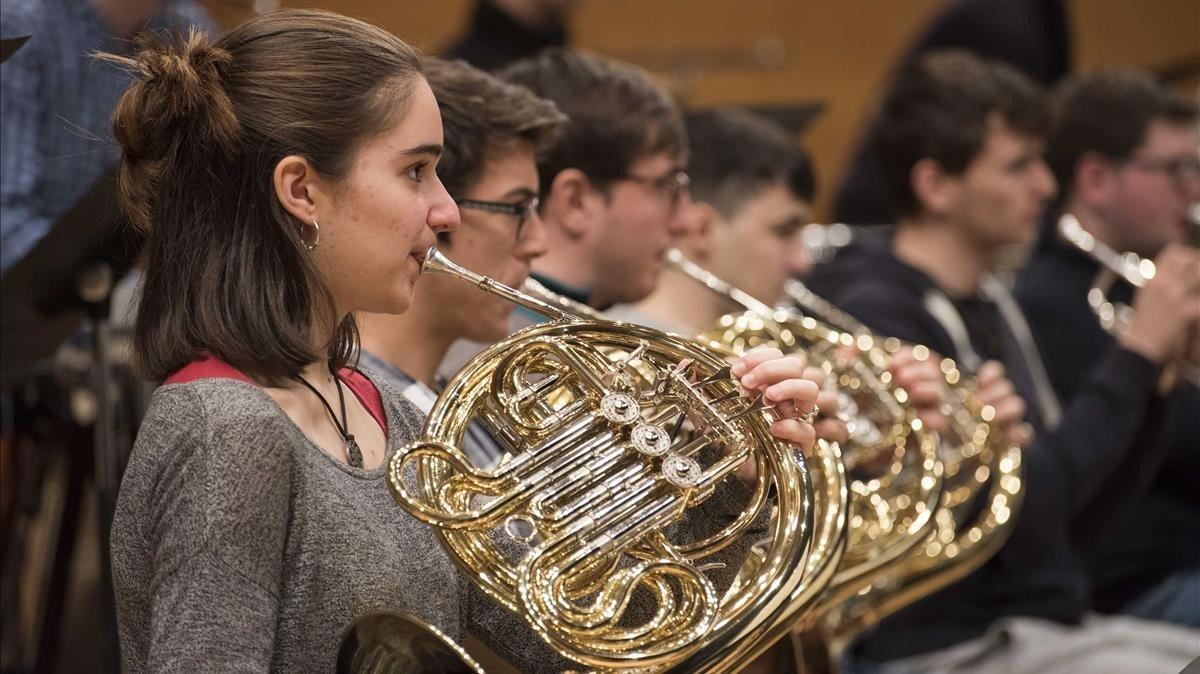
[1058,213,1200,388]
[385,247,825,671]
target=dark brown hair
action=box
[499,48,686,196]
[423,57,567,200]
[875,49,1048,217]
[1046,69,1198,202]
[100,10,424,383]
[685,107,816,217]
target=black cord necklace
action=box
[292,370,364,468]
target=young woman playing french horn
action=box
[104,10,825,671]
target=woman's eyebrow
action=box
[402,143,444,158]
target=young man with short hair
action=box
[630,106,1024,443]
[806,50,1200,672]
[1017,69,1200,627]
[499,48,695,313]
[627,107,815,334]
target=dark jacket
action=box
[804,230,1169,661]
[1015,223,1200,613]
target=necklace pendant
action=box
[346,435,363,469]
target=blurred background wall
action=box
[206,0,1200,220]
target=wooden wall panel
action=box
[229,0,1198,219]
[1070,0,1199,73]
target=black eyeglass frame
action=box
[455,196,541,234]
[1122,155,1200,191]
[616,170,691,207]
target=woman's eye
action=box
[406,163,426,182]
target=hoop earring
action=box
[301,218,320,252]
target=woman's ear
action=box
[273,154,323,224]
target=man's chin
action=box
[481,310,515,343]
[633,268,666,303]
[621,283,656,307]
[1003,221,1038,248]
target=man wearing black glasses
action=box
[358,56,565,468]
[1017,68,1200,628]
[497,48,696,315]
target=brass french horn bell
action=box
[1058,213,1200,388]
[338,612,485,674]
[519,272,853,663]
[384,246,823,671]
[665,249,942,619]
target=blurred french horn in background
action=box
[384,246,830,672]
[783,277,1023,663]
[666,247,1023,668]
[666,252,940,616]
[1058,213,1200,389]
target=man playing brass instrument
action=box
[436,47,695,370]
[491,49,843,477]
[623,106,1025,441]
[498,48,696,316]
[1017,69,1200,628]
[614,107,815,336]
[806,50,1200,673]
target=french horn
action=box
[386,247,827,671]
[519,275,853,663]
[1058,213,1200,388]
[781,247,1022,654]
[665,250,941,621]
[338,612,485,674]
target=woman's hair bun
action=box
[99,29,240,230]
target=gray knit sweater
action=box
[112,371,765,672]
[111,373,482,673]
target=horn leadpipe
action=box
[665,248,777,316]
[782,278,870,337]
[421,245,578,322]
[1058,213,1156,287]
